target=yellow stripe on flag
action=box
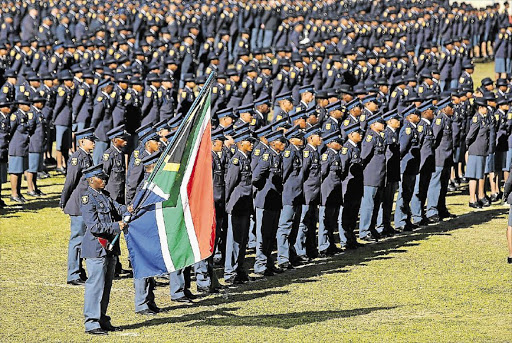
[164,163,180,172]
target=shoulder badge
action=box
[82,195,89,204]
[435,118,442,125]
[2,87,8,94]
[277,73,283,81]
[133,150,139,158]
[254,149,261,156]
[125,93,131,100]
[341,147,348,155]
[284,150,291,158]
[134,158,141,166]
[10,114,16,121]
[303,150,310,158]
[71,157,78,166]
[250,118,256,126]
[472,116,478,123]
[181,91,187,98]
[79,88,85,96]
[418,125,423,133]
[343,119,350,126]
[360,115,366,122]
[146,91,152,98]
[321,153,328,161]
[103,153,109,161]
[391,91,397,98]
[366,134,373,142]
[20,85,25,93]
[418,86,424,94]
[405,127,411,135]
[27,112,33,120]
[58,87,65,97]
[232,158,239,165]
[276,115,282,121]
[326,123,332,130]
[262,153,269,161]
[97,96,103,102]
[212,86,218,94]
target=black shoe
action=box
[327,246,343,255]
[479,197,491,207]
[37,171,50,179]
[490,193,501,203]
[439,211,457,219]
[271,265,285,274]
[197,286,220,294]
[469,201,482,209]
[461,177,469,183]
[361,235,378,242]
[0,199,6,208]
[401,225,413,232]
[136,309,158,315]
[236,272,254,283]
[447,184,457,192]
[426,215,440,224]
[317,251,329,258]
[9,196,24,204]
[35,189,47,196]
[27,191,41,197]
[56,167,66,175]
[452,179,461,188]
[148,304,161,313]
[224,277,236,285]
[67,279,85,286]
[102,324,123,332]
[343,243,359,250]
[184,289,197,300]
[86,328,108,335]
[278,262,294,270]
[508,257,512,264]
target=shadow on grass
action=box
[122,305,397,330]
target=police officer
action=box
[102,126,128,204]
[52,69,75,173]
[253,130,286,276]
[81,164,129,335]
[359,113,386,242]
[318,131,343,256]
[395,106,421,231]
[26,94,47,197]
[61,128,95,285]
[8,93,34,203]
[0,100,10,208]
[224,130,255,284]
[276,125,304,269]
[91,81,114,165]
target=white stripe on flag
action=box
[181,95,210,263]
[148,183,170,200]
[156,203,175,272]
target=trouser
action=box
[426,165,450,218]
[170,267,191,300]
[224,213,250,280]
[276,204,301,265]
[134,277,156,312]
[295,203,318,257]
[195,203,222,290]
[254,208,280,273]
[377,181,399,233]
[68,215,86,282]
[394,174,417,228]
[411,168,433,224]
[84,256,116,332]
[318,205,339,252]
[341,184,363,243]
[248,213,257,249]
[92,140,109,165]
[262,29,274,48]
[359,185,383,238]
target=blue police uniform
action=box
[102,146,125,204]
[81,184,126,333]
[52,84,75,154]
[8,108,34,174]
[252,146,283,274]
[224,149,253,283]
[91,92,113,165]
[276,142,303,267]
[465,111,490,180]
[61,146,93,283]
[359,128,386,240]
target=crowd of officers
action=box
[0,0,512,335]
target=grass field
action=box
[1,62,511,342]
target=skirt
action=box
[465,155,486,179]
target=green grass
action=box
[2,62,511,342]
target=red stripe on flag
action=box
[187,122,216,259]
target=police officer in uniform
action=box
[61,128,95,285]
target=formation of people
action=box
[0,0,511,336]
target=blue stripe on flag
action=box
[125,205,168,279]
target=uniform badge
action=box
[418,125,423,133]
[232,158,239,165]
[325,123,331,130]
[366,135,373,142]
[321,153,328,161]
[146,91,152,98]
[82,195,88,204]
[2,87,8,94]
[125,93,131,100]
[277,74,282,81]
[226,84,231,91]
[276,115,282,121]
[10,114,16,121]
[436,118,442,125]
[254,149,261,156]
[303,150,310,158]
[71,158,78,166]
[341,147,348,155]
[472,116,478,123]
[96,96,103,102]
[343,119,349,126]
[262,153,269,161]
[133,150,139,158]
[405,127,411,135]
[103,153,109,161]
[27,112,33,120]
[79,88,85,96]
[391,91,397,98]
[212,87,218,94]
[250,118,256,125]
[360,115,366,122]
[284,150,291,158]
[58,88,65,97]
[134,158,141,166]
[459,77,464,84]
